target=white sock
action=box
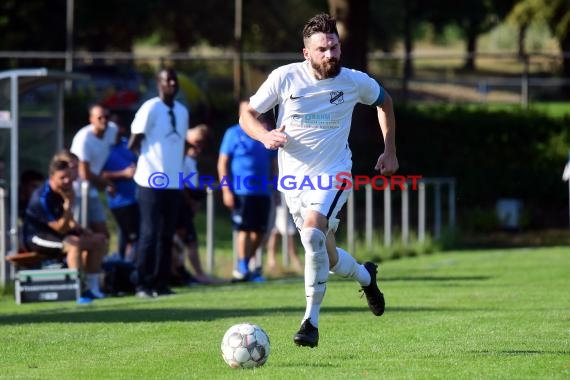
[300,228,329,328]
[330,247,371,286]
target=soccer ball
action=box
[221,323,270,368]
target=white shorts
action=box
[284,180,351,233]
[274,204,296,235]
[73,193,107,224]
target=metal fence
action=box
[0,186,6,285]
[1,176,456,280]
[344,178,456,253]
[201,177,456,274]
[0,50,568,105]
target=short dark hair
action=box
[88,103,106,115]
[51,149,78,166]
[49,160,70,176]
[302,13,338,43]
[157,67,177,81]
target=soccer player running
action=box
[239,13,399,348]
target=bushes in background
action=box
[349,104,570,230]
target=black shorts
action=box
[26,232,65,257]
[232,194,271,233]
[176,200,197,243]
[110,203,140,243]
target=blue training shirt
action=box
[101,137,138,209]
[23,180,66,241]
[219,124,276,196]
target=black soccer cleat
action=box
[293,318,319,348]
[361,262,385,316]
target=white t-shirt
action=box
[249,61,384,193]
[70,121,118,196]
[131,97,189,189]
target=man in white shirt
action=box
[129,68,189,298]
[70,104,117,299]
[239,13,399,348]
[70,104,118,238]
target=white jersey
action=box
[131,97,189,189]
[70,121,118,196]
[249,61,384,193]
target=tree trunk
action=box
[402,0,414,103]
[517,23,528,60]
[327,0,375,139]
[463,20,478,71]
[560,34,570,96]
[328,0,369,71]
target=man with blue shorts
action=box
[101,127,139,261]
[218,109,277,282]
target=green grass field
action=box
[0,247,568,379]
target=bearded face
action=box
[303,32,342,80]
[310,56,341,79]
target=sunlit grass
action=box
[0,247,568,379]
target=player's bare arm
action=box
[78,160,115,194]
[128,133,144,155]
[102,164,135,181]
[374,92,399,176]
[239,101,287,150]
[216,153,235,209]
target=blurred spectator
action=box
[18,169,45,220]
[129,68,188,298]
[266,197,303,273]
[51,149,79,183]
[22,157,107,300]
[17,169,45,252]
[172,124,225,285]
[0,160,6,187]
[70,104,118,238]
[101,114,139,261]
[217,105,277,282]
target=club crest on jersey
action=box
[330,91,344,105]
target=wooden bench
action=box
[5,252,49,269]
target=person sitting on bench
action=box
[22,157,108,300]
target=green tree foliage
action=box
[349,104,570,227]
[144,1,233,51]
[145,0,325,52]
[428,0,518,70]
[0,0,66,50]
[507,0,570,83]
[395,106,569,210]
[507,0,537,57]
[1,0,566,80]
[243,0,327,52]
[0,0,326,53]
[74,0,152,51]
[368,0,403,52]
[328,0,370,71]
